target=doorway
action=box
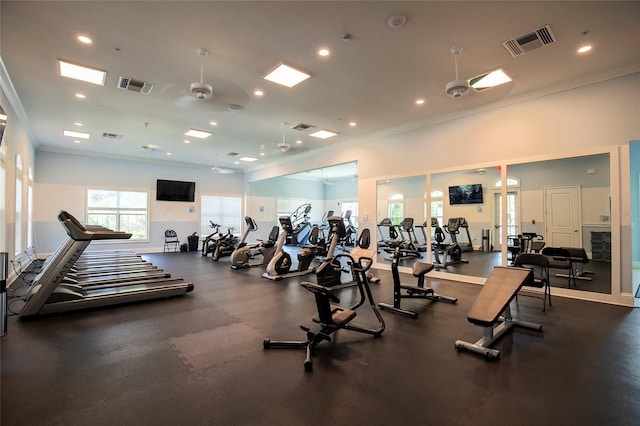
[543,186,582,247]
[492,190,519,251]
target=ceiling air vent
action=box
[503,25,556,57]
[117,76,154,94]
[290,123,315,132]
[102,132,122,139]
[227,152,240,157]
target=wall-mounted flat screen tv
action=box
[156,179,195,202]
[448,184,483,205]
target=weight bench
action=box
[454,266,542,359]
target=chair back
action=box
[165,229,178,239]
[358,228,371,249]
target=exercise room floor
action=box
[2,251,639,425]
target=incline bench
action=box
[454,266,542,359]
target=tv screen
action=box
[448,184,483,205]
[156,179,195,202]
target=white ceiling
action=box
[2,1,639,175]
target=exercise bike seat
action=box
[412,262,434,278]
[302,282,357,328]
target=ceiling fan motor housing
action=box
[190,82,213,99]
[446,79,469,98]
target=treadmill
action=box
[19,211,194,317]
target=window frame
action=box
[86,186,150,241]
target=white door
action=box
[492,191,519,250]
[544,186,582,247]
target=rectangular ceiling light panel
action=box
[238,156,258,162]
[58,59,107,85]
[263,63,311,88]
[63,129,90,139]
[309,129,338,139]
[470,68,512,91]
[184,128,213,139]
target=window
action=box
[27,167,33,248]
[388,193,404,226]
[201,195,242,236]
[493,177,520,188]
[15,154,23,255]
[87,188,149,240]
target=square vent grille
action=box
[503,25,556,57]
[117,76,154,94]
[102,132,122,139]
[290,123,315,132]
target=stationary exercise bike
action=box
[263,247,385,372]
[431,218,468,268]
[229,217,279,270]
[262,216,318,281]
[378,246,457,318]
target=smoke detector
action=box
[445,46,469,98]
[387,15,407,28]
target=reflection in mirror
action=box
[429,167,501,278]
[507,153,611,295]
[376,175,428,265]
[246,162,358,243]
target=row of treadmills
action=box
[18,210,194,318]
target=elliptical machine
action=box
[263,216,318,281]
[230,217,279,270]
[431,218,468,268]
[211,226,239,261]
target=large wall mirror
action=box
[507,153,611,295]
[246,162,358,241]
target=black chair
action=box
[507,235,524,265]
[164,229,180,252]
[514,253,552,311]
[541,247,576,288]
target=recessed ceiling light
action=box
[254,89,264,97]
[73,140,81,144]
[74,93,86,99]
[318,48,330,57]
[77,35,93,44]
[239,156,258,162]
[349,122,357,127]
[235,161,240,165]
[166,152,172,156]
[74,122,83,126]
[58,59,106,85]
[577,44,592,54]
[263,63,311,88]
[183,140,190,144]
[209,121,218,126]
[415,98,425,105]
[184,128,213,139]
[296,140,302,144]
[309,129,338,139]
[63,129,90,139]
[469,68,512,91]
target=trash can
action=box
[187,234,199,252]
[481,229,490,252]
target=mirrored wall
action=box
[246,162,358,241]
[374,153,613,295]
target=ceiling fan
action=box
[444,46,513,99]
[445,46,470,98]
[277,122,291,153]
[133,122,164,153]
[210,154,234,174]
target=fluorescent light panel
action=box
[239,156,258,162]
[309,129,338,139]
[58,59,106,85]
[263,63,311,88]
[184,128,212,139]
[63,129,90,139]
[469,68,512,91]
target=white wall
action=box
[34,150,245,253]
